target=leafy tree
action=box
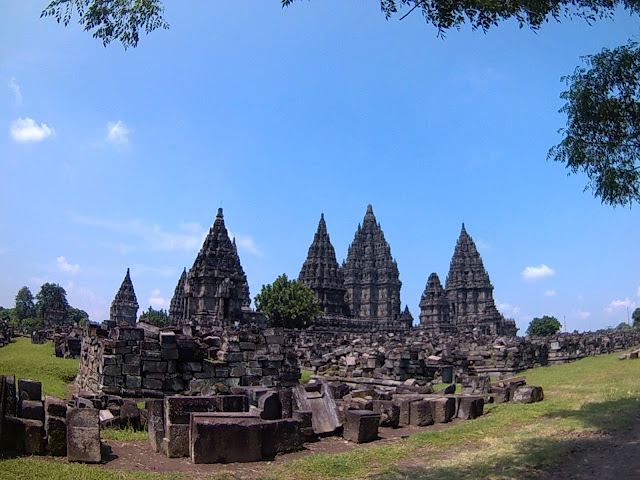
[35,283,69,322]
[616,321,633,330]
[41,0,169,49]
[15,286,35,321]
[67,307,90,326]
[254,274,322,329]
[526,315,562,336]
[139,306,171,327]
[633,307,640,328]
[21,316,44,334]
[549,41,640,207]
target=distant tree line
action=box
[0,284,89,334]
[138,306,171,328]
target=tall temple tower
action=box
[298,213,347,316]
[110,268,139,326]
[342,205,401,321]
[442,224,516,336]
[418,273,454,332]
[181,208,251,327]
[168,268,187,324]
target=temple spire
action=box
[342,205,401,321]
[110,268,139,326]
[298,213,346,315]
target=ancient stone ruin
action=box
[171,208,252,327]
[298,205,412,333]
[109,268,139,327]
[0,318,12,348]
[419,224,517,336]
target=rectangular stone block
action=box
[161,348,179,360]
[343,410,380,443]
[23,418,45,455]
[410,400,434,426]
[261,418,303,457]
[45,395,67,418]
[2,375,17,417]
[67,408,101,463]
[392,394,424,426]
[18,379,42,401]
[431,397,456,423]
[142,377,164,390]
[372,400,400,428]
[102,364,122,376]
[190,413,263,463]
[146,399,165,453]
[457,396,484,420]
[143,360,167,373]
[45,415,67,456]
[165,423,190,457]
[164,396,223,425]
[125,375,142,388]
[122,364,141,376]
[20,399,44,421]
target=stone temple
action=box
[109,268,139,327]
[298,205,412,332]
[171,208,251,327]
[419,224,517,336]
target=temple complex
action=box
[168,268,186,323]
[298,214,347,316]
[342,205,402,321]
[42,287,67,329]
[173,208,251,327]
[298,205,411,332]
[109,268,139,326]
[419,224,517,336]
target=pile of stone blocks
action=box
[0,319,12,347]
[76,324,301,397]
[0,375,101,462]
[147,392,303,463]
[619,348,640,360]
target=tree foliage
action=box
[67,307,90,326]
[139,306,171,327]
[35,283,69,321]
[15,286,35,321]
[41,0,169,49]
[549,40,640,206]
[254,274,322,329]
[633,307,640,328]
[526,315,562,336]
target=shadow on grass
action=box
[543,397,640,432]
[370,398,640,480]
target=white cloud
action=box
[497,301,521,317]
[228,229,263,257]
[605,298,636,314]
[70,213,206,252]
[65,281,109,322]
[10,117,55,142]
[8,77,22,105]
[475,239,491,250]
[522,264,555,280]
[149,289,169,310]
[106,120,131,147]
[577,311,591,320]
[56,256,81,274]
[544,290,556,297]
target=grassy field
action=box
[1,339,639,480]
[0,336,79,398]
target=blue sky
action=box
[1,2,638,333]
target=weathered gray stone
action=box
[431,397,456,423]
[258,391,282,420]
[45,395,67,418]
[20,399,45,421]
[457,396,484,420]
[262,418,303,457]
[512,385,544,404]
[410,400,434,426]
[146,399,164,453]
[18,379,42,401]
[66,408,101,463]
[372,400,400,428]
[190,413,263,463]
[343,410,380,443]
[45,415,66,456]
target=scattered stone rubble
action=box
[0,318,12,348]
[32,324,82,358]
[618,347,640,360]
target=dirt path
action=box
[536,415,640,480]
[102,423,449,478]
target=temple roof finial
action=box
[217,208,223,218]
[366,204,373,214]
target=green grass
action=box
[0,337,79,398]
[101,425,149,442]
[300,369,313,384]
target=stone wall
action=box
[288,327,640,381]
[0,319,12,348]
[76,323,300,397]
